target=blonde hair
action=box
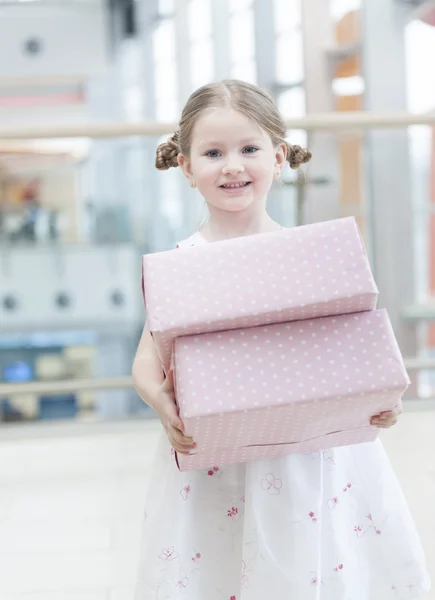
[156,79,311,171]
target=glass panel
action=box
[332,75,365,97]
[278,87,306,119]
[2,119,435,431]
[330,0,361,21]
[230,9,255,63]
[188,0,212,41]
[159,0,174,16]
[155,96,179,122]
[276,30,304,84]
[231,59,257,84]
[190,38,214,90]
[274,0,301,33]
[229,0,253,13]
[123,85,145,122]
[405,20,435,113]
[409,125,432,302]
[155,60,177,103]
[160,171,184,230]
[153,19,176,62]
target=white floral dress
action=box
[134,233,430,600]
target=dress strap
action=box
[176,231,206,248]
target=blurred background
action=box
[0,0,435,598]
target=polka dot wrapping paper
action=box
[174,310,410,471]
[142,218,379,373]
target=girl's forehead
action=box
[191,107,269,145]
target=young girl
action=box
[133,80,430,600]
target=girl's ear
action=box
[178,154,197,189]
[273,143,287,179]
[178,154,192,178]
[275,143,287,169]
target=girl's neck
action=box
[199,208,281,243]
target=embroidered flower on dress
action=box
[334,564,344,572]
[159,547,178,561]
[308,511,318,523]
[343,482,352,492]
[192,551,201,563]
[180,484,191,500]
[176,577,189,593]
[227,507,240,521]
[261,473,283,495]
[241,560,250,588]
[207,466,220,476]
[328,496,339,510]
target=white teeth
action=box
[222,182,248,188]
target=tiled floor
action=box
[1,408,434,600]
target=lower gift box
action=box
[172,309,410,472]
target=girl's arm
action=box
[132,326,195,454]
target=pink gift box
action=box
[142,218,378,371]
[173,309,409,471]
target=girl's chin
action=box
[208,193,259,213]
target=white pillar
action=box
[362,0,417,365]
[301,0,341,224]
[211,0,231,80]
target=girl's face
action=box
[178,107,286,214]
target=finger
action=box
[169,413,186,435]
[170,427,195,448]
[162,372,175,393]
[375,418,398,428]
[170,443,190,455]
[169,435,196,454]
[379,411,393,418]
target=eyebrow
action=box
[197,138,264,149]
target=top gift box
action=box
[142,217,379,371]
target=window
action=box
[229,0,253,13]
[230,6,256,83]
[188,0,214,90]
[188,0,212,40]
[278,87,306,119]
[230,8,255,63]
[276,29,303,85]
[274,0,301,34]
[153,19,178,121]
[231,59,257,84]
[330,0,361,21]
[153,18,176,60]
[190,38,214,90]
[159,0,174,17]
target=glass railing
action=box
[1,111,435,428]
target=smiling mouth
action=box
[220,182,251,189]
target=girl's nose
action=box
[222,159,245,175]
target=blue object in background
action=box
[3,361,33,382]
[39,394,78,420]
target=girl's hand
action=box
[154,375,195,454]
[370,404,402,429]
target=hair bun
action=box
[155,131,180,170]
[287,143,312,170]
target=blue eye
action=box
[206,150,221,158]
[243,146,259,154]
